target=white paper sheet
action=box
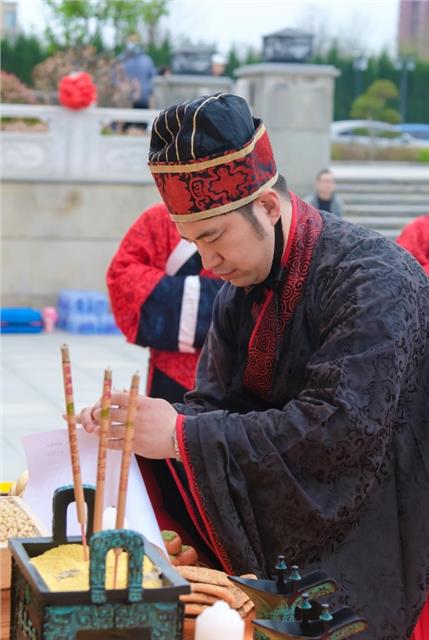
[22,427,166,553]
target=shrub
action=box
[32,46,134,108]
[350,79,400,124]
[331,143,429,162]
[1,71,37,104]
[417,148,429,163]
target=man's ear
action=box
[253,189,282,226]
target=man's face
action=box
[316,172,335,199]
[176,204,276,287]
[211,62,225,76]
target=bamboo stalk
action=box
[113,372,140,588]
[60,344,88,561]
[93,368,112,534]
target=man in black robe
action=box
[80,94,429,639]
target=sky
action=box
[18,0,400,58]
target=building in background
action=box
[398,0,429,60]
[1,0,17,39]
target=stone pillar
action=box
[235,63,339,197]
[152,74,233,110]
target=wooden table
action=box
[1,590,10,640]
[1,589,254,639]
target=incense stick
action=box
[113,371,140,588]
[60,344,88,561]
[93,368,112,533]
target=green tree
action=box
[406,60,429,123]
[44,0,99,51]
[1,34,48,85]
[244,47,262,65]
[310,47,429,124]
[147,35,172,68]
[106,0,169,50]
[366,79,399,101]
[138,0,169,46]
[225,46,240,78]
[43,0,170,52]
[351,79,400,123]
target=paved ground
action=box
[0,331,149,482]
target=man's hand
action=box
[76,393,178,460]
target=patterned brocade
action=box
[150,126,277,221]
[244,194,323,398]
[176,197,429,639]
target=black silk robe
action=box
[170,195,429,639]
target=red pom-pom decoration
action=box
[58,72,97,110]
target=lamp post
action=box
[262,28,313,63]
[353,56,368,98]
[171,47,214,75]
[395,57,416,123]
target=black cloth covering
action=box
[173,201,429,639]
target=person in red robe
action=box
[107,202,222,403]
[397,215,429,640]
[397,214,429,276]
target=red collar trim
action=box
[280,191,298,268]
[244,195,323,400]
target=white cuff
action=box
[178,275,200,353]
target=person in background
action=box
[106,203,222,403]
[305,168,343,217]
[398,214,429,640]
[397,214,429,276]
[80,94,429,639]
[412,599,429,640]
[157,65,171,77]
[119,33,157,110]
[113,33,156,132]
[211,52,226,77]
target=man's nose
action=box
[199,244,223,271]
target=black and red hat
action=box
[148,93,278,222]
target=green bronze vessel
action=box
[8,485,189,640]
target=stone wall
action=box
[2,181,159,307]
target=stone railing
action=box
[1,103,159,183]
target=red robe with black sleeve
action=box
[397,214,429,276]
[107,202,222,402]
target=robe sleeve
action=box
[107,204,222,351]
[397,215,429,275]
[137,275,222,352]
[174,252,427,574]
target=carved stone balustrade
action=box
[1,104,159,183]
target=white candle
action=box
[195,600,245,640]
[102,505,128,530]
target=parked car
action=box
[331,120,428,147]
[397,123,429,141]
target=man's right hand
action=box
[76,402,101,434]
[76,393,179,460]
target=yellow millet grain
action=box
[30,544,162,591]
